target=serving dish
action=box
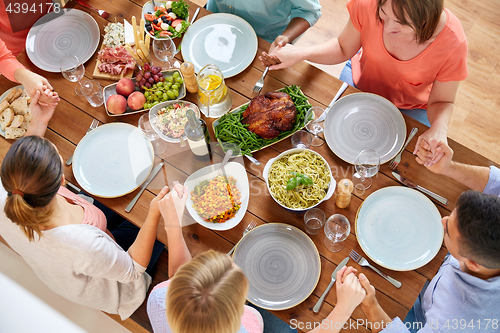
[324,93,406,164]
[263,148,335,212]
[149,100,200,143]
[213,86,313,157]
[233,223,321,310]
[181,13,258,78]
[355,186,443,271]
[72,123,154,198]
[0,85,27,139]
[103,69,185,116]
[26,9,100,72]
[142,1,190,40]
[184,161,249,231]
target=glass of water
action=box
[353,149,380,190]
[324,214,350,252]
[291,130,312,149]
[82,80,104,107]
[304,207,326,235]
[138,114,168,154]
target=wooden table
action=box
[1,1,498,332]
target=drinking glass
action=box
[291,130,312,149]
[82,80,104,107]
[353,149,380,190]
[324,214,350,252]
[305,106,325,147]
[138,114,168,154]
[152,37,175,70]
[60,55,86,96]
[304,208,326,235]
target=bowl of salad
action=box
[142,0,190,40]
[149,100,200,143]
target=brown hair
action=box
[376,0,443,44]
[1,136,63,241]
[166,250,249,333]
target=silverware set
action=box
[349,249,401,288]
[66,119,99,166]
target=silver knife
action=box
[313,256,349,313]
[316,82,349,122]
[392,172,449,205]
[125,161,165,213]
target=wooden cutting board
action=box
[92,58,135,81]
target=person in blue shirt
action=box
[206,0,321,53]
[350,142,500,333]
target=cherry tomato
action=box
[159,30,173,37]
[144,13,156,22]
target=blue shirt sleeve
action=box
[483,166,500,196]
[289,0,322,27]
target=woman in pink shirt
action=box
[261,0,468,166]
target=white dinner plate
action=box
[26,9,100,72]
[181,13,258,78]
[356,187,443,271]
[185,161,249,230]
[72,123,154,198]
[233,223,321,310]
[324,93,406,164]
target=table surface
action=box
[1,1,498,332]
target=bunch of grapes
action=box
[135,64,164,90]
[143,72,184,109]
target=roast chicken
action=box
[242,92,297,139]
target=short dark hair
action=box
[456,190,500,269]
[376,0,443,44]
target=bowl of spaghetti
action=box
[263,149,335,212]
[185,161,249,230]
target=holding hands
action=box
[14,68,59,106]
[158,181,189,228]
[336,266,366,313]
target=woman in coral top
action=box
[261,0,468,166]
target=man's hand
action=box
[159,182,189,228]
[415,140,454,175]
[259,43,303,70]
[149,186,170,219]
[25,90,58,137]
[15,68,59,105]
[336,266,366,313]
[269,35,289,54]
[413,125,448,166]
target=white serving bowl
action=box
[263,148,336,212]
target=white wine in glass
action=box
[353,149,380,190]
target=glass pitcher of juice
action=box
[197,64,233,118]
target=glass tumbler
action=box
[82,80,104,107]
[324,214,350,252]
[304,208,326,235]
[291,130,312,149]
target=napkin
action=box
[124,19,135,46]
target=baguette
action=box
[1,108,14,130]
[4,88,18,104]
[10,97,29,115]
[10,115,24,128]
[0,99,9,113]
[5,127,26,139]
[10,88,23,103]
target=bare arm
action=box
[413,80,459,165]
[359,274,392,333]
[127,186,169,267]
[158,183,191,277]
[269,17,311,53]
[416,142,490,191]
[260,17,361,69]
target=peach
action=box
[116,78,135,97]
[127,91,146,110]
[106,94,127,115]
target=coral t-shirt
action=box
[347,0,468,109]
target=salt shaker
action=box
[335,179,354,208]
[179,61,198,93]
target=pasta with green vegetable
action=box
[268,150,330,209]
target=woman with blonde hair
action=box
[0,100,173,319]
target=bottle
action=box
[179,61,198,94]
[185,109,211,160]
[335,179,354,208]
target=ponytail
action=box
[1,136,63,241]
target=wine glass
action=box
[305,106,325,146]
[353,149,380,190]
[291,130,312,149]
[152,37,176,70]
[324,214,350,252]
[138,114,168,154]
[59,55,87,96]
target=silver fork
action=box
[388,127,418,170]
[252,67,269,96]
[227,220,257,255]
[66,119,99,166]
[349,249,401,288]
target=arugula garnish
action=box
[286,172,313,191]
